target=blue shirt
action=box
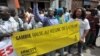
[48,17,59,25]
[33,3,50,27]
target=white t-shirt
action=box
[34,21,43,29]
[0,38,17,56]
[98,11,100,17]
[79,19,90,37]
[64,12,70,22]
[9,17,19,31]
[23,16,36,30]
[13,16,24,30]
[0,17,18,56]
[69,18,90,38]
[0,17,18,34]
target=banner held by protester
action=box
[11,21,80,56]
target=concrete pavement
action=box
[55,37,100,56]
[83,37,100,56]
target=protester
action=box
[55,8,64,24]
[9,8,24,31]
[22,7,42,30]
[92,9,99,47]
[85,9,99,49]
[63,7,70,22]
[0,6,17,56]
[23,7,36,30]
[96,7,100,47]
[67,8,90,56]
[47,8,59,25]
[55,8,71,56]
[45,8,59,56]
[40,9,45,17]
[34,1,51,27]
[1,1,100,56]
[83,8,91,50]
[34,1,59,56]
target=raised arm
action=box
[33,2,43,22]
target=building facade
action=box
[21,0,51,10]
[0,0,100,12]
[0,0,17,9]
[51,0,72,11]
[91,0,100,8]
[0,0,20,14]
[71,0,83,11]
[0,0,7,6]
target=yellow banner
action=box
[11,21,80,56]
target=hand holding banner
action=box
[11,21,80,56]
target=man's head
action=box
[63,7,67,13]
[48,8,54,17]
[27,7,32,13]
[56,8,64,17]
[0,6,10,21]
[9,8,16,17]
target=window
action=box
[0,0,7,6]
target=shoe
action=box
[67,54,72,56]
[96,46,100,48]
[88,45,95,49]
[78,53,84,56]
[83,46,87,50]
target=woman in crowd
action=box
[67,8,90,56]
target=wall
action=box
[91,0,99,8]
[72,0,83,11]
[50,0,59,9]
[7,0,18,14]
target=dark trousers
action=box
[93,27,99,46]
[68,42,83,54]
[85,31,96,46]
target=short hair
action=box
[27,7,32,13]
[0,6,10,13]
[9,8,16,17]
[91,9,98,16]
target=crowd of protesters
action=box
[0,1,100,56]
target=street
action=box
[55,37,100,56]
[83,47,100,56]
[83,37,100,56]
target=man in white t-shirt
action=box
[24,7,43,30]
[9,8,24,31]
[0,6,17,56]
